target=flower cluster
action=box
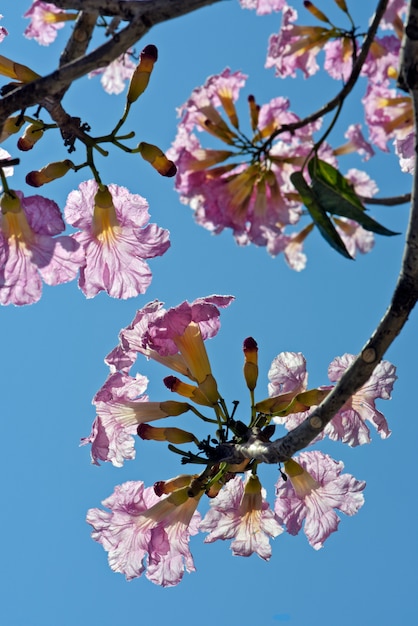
[0,38,172,305]
[169,66,382,269]
[0,179,170,305]
[85,295,396,586]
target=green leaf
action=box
[308,158,399,236]
[290,170,352,259]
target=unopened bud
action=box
[163,375,214,406]
[26,159,74,187]
[0,54,40,82]
[154,474,195,497]
[137,141,177,177]
[17,121,44,151]
[243,337,258,391]
[0,115,25,143]
[303,1,330,23]
[127,44,158,103]
[248,95,260,131]
[137,423,198,444]
[333,0,348,12]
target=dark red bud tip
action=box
[142,44,158,61]
[164,375,178,391]
[248,95,255,103]
[162,161,177,177]
[137,423,148,438]
[153,481,165,497]
[25,171,42,187]
[243,337,258,350]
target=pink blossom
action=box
[334,124,375,161]
[0,15,8,43]
[87,481,201,586]
[323,38,355,82]
[266,5,330,78]
[381,0,407,32]
[275,451,366,549]
[115,296,234,382]
[64,180,170,299]
[81,372,149,467]
[23,1,72,46]
[170,71,326,256]
[270,351,396,446]
[395,131,415,174]
[200,475,283,559]
[0,191,83,306]
[345,168,379,197]
[267,351,308,397]
[362,84,413,151]
[326,354,397,445]
[239,0,286,14]
[89,52,136,95]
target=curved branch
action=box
[361,192,412,206]
[0,0,222,125]
[215,0,418,467]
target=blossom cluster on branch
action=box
[84,294,396,586]
[0,0,413,591]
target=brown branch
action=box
[216,0,418,467]
[361,192,411,205]
[0,0,222,125]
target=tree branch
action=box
[215,1,418,466]
[0,0,222,125]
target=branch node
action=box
[361,347,376,363]
[309,416,322,429]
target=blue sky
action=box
[1,2,417,625]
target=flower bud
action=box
[26,159,74,187]
[248,95,259,131]
[137,141,177,177]
[154,474,195,497]
[243,336,258,391]
[303,1,330,23]
[17,121,44,151]
[163,375,215,406]
[137,423,198,444]
[0,54,40,82]
[127,44,158,103]
[0,116,25,143]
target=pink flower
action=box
[362,84,413,152]
[89,52,136,95]
[64,180,170,299]
[239,0,286,14]
[0,190,83,306]
[323,38,355,82]
[275,451,366,549]
[381,0,407,32]
[200,474,283,559]
[334,124,375,161]
[270,351,396,446]
[0,15,8,43]
[395,131,415,174]
[170,70,326,258]
[113,296,234,383]
[326,354,397,445]
[87,481,201,586]
[23,1,75,46]
[265,5,330,78]
[268,351,308,397]
[81,372,149,467]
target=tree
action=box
[0,1,416,623]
